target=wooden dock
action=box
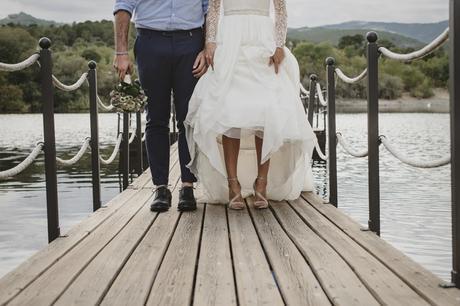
[1,144,459,306]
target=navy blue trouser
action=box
[135,28,202,185]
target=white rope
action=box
[316,83,328,107]
[0,53,40,72]
[335,68,368,84]
[128,130,136,144]
[52,73,88,92]
[300,83,309,98]
[56,138,90,165]
[380,136,450,168]
[379,28,449,62]
[314,142,328,161]
[336,133,369,158]
[0,143,44,179]
[99,134,123,165]
[97,95,115,111]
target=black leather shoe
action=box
[150,186,172,212]
[178,186,197,211]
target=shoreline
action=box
[337,90,450,113]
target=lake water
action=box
[0,113,453,281]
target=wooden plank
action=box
[227,202,284,306]
[0,188,138,306]
[54,162,182,305]
[100,168,182,305]
[302,192,460,306]
[290,196,430,305]
[270,200,379,306]
[193,204,237,306]
[0,145,178,306]
[145,205,205,306]
[129,143,178,190]
[7,189,154,306]
[247,198,331,306]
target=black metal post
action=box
[39,38,60,243]
[135,111,143,175]
[122,112,130,189]
[308,74,317,125]
[366,32,380,236]
[88,61,101,211]
[326,57,338,207]
[450,0,460,288]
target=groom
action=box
[113,0,208,212]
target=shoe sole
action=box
[178,206,197,212]
[150,206,170,212]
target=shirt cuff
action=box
[113,3,135,16]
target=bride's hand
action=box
[205,42,217,70]
[269,47,285,74]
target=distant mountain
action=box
[287,27,424,48]
[321,20,448,43]
[0,12,58,26]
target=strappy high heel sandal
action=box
[253,177,269,209]
[227,178,245,210]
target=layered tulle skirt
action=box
[184,14,317,203]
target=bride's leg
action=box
[222,135,243,203]
[255,135,269,203]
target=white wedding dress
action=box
[184,0,317,203]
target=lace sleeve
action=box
[273,0,287,48]
[205,0,221,44]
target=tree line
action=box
[0,22,449,113]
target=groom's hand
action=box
[193,51,207,78]
[113,54,133,81]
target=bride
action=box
[184,0,317,209]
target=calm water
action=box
[0,113,452,281]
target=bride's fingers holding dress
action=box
[270,47,285,74]
[205,42,217,70]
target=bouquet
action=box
[110,75,147,113]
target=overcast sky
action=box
[0,0,449,28]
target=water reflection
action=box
[0,113,453,281]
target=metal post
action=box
[88,61,101,211]
[39,38,60,243]
[135,111,143,175]
[366,32,380,236]
[122,112,130,189]
[326,57,338,207]
[308,74,317,125]
[450,0,460,288]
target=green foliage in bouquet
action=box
[110,78,147,113]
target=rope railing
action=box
[52,73,88,92]
[379,28,449,62]
[380,136,450,168]
[314,142,328,161]
[99,134,123,165]
[316,83,328,106]
[128,129,136,144]
[56,138,91,165]
[336,133,369,158]
[0,143,44,180]
[335,67,368,84]
[300,83,309,98]
[97,95,115,111]
[0,53,40,72]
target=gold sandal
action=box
[253,177,269,209]
[228,178,245,210]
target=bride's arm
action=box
[204,0,221,69]
[273,0,287,48]
[205,0,221,44]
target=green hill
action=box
[321,20,448,43]
[287,27,424,48]
[0,12,58,26]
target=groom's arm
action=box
[113,6,134,80]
